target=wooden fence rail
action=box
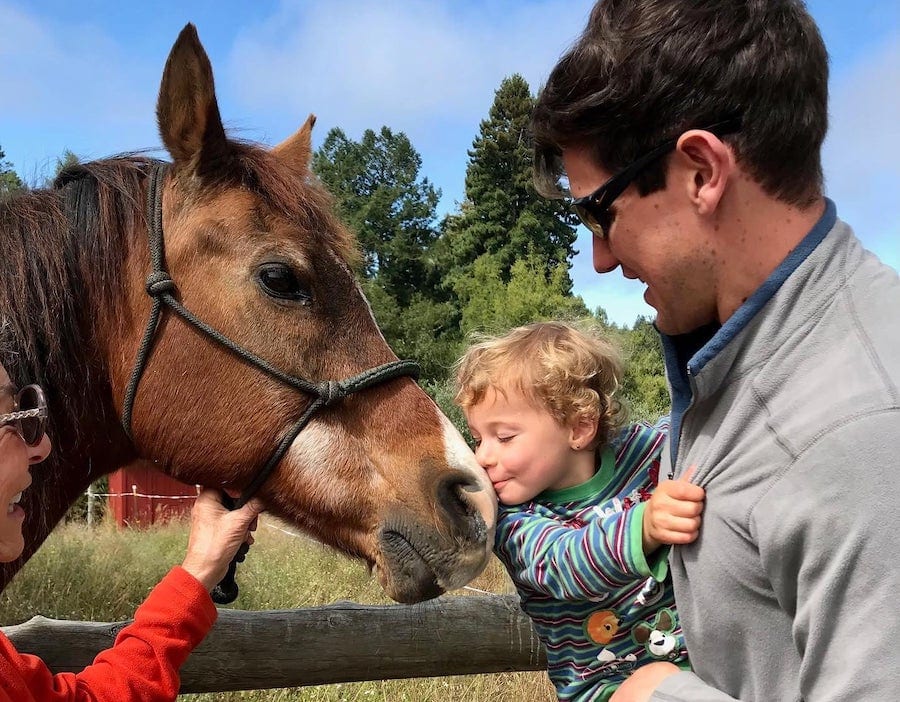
[2,594,546,693]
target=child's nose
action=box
[474,441,495,468]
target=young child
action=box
[454,321,704,702]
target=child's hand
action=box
[641,467,705,554]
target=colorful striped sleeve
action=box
[495,501,655,601]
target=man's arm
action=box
[756,412,900,700]
[626,412,900,702]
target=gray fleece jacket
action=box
[651,200,900,701]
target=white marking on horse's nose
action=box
[439,414,498,529]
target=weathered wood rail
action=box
[2,594,546,693]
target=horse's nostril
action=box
[436,474,478,526]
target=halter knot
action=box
[146,271,176,296]
[319,380,348,406]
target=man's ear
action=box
[674,130,735,216]
[570,413,600,450]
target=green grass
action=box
[0,518,554,701]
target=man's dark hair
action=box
[533,0,828,206]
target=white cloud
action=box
[227,0,593,141]
[0,4,152,124]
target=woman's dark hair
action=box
[533,0,828,206]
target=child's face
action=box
[464,386,586,505]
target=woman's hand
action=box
[180,489,265,592]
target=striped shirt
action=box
[494,420,689,701]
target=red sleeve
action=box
[0,566,217,702]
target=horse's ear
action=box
[272,114,317,173]
[157,23,229,173]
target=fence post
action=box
[86,484,94,527]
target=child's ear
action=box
[569,413,599,450]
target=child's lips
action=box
[492,479,509,492]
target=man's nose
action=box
[592,234,620,274]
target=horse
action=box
[0,23,496,604]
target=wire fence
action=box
[83,483,200,526]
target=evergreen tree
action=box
[313,126,441,307]
[0,145,23,196]
[53,149,80,179]
[455,249,589,335]
[313,126,463,381]
[441,74,578,289]
[620,316,670,421]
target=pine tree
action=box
[0,145,23,196]
[441,74,579,290]
[313,126,460,381]
[313,126,441,307]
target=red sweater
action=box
[0,566,217,701]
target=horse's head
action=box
[112,24,495,603]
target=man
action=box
[531,1,900,700]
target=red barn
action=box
[108,462,199,527]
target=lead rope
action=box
[123,163,419,603]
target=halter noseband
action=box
[122,163,420,509]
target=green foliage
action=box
[619,316,670,422]
[53,149,80,179]
[0,144,23,196]
[313,126,441,307]
[362,280,463,381]
[441,75,578,290]
[424,377,471,444]
[306,76,668,408]
[455,250,589,336]
[313,126,467,383]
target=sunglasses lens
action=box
[573,202,609,238]
[17,386,45,446]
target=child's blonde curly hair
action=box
[453,320,626,449]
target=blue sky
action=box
[1,0,897,326]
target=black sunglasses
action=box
[571,117,742,239]
[0,385,48,447]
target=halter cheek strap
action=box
[122,163,419,602]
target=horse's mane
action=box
[0,157,147,440]
[0,142,356,446]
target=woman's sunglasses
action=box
[0,385,48,447]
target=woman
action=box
[0,361,263,701]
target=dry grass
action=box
[0,517,555,701]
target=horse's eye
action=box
[256,263,311,304]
